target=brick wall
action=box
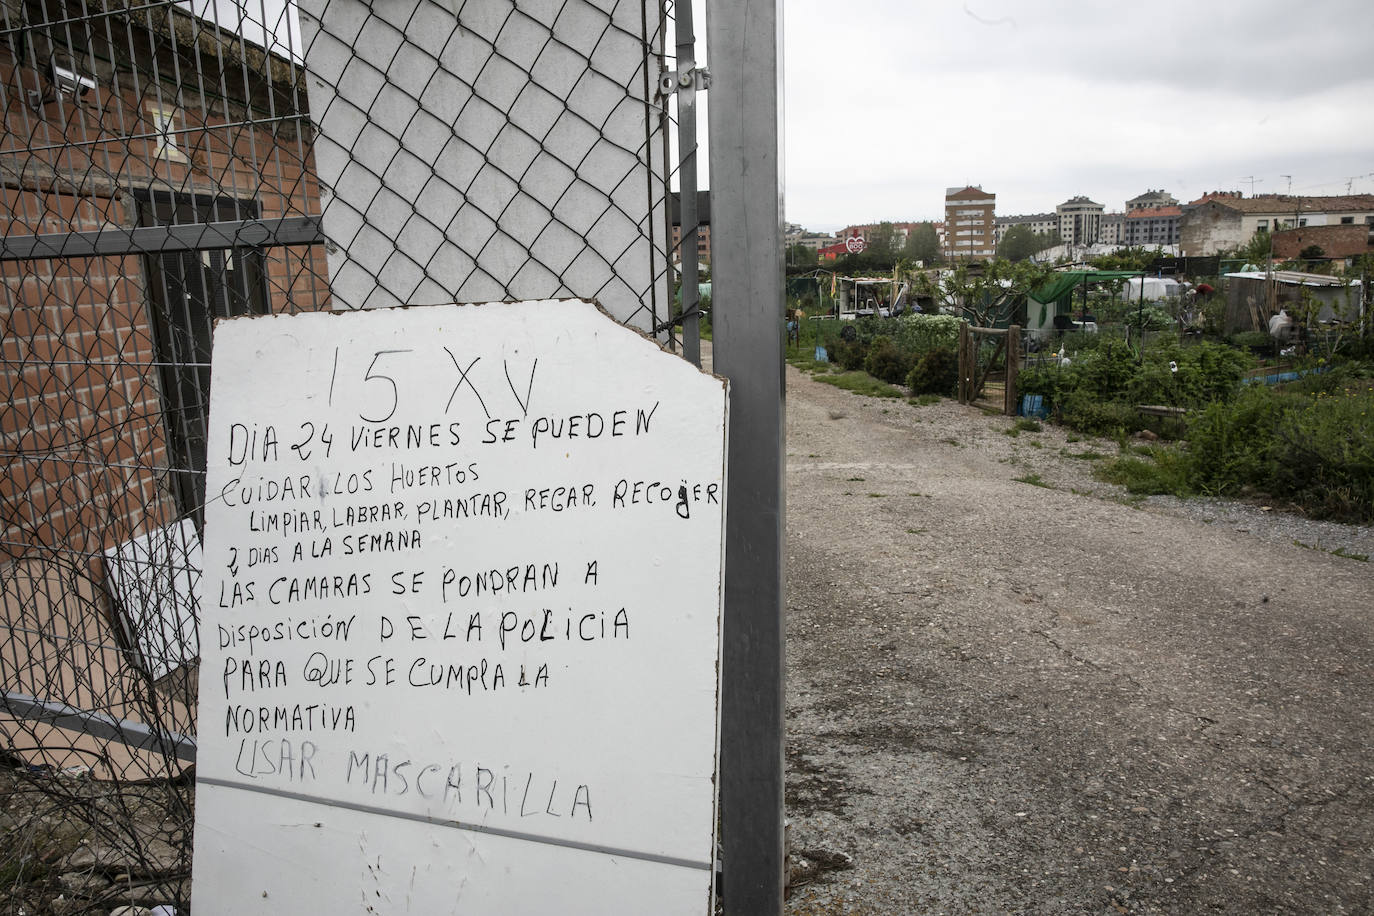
[1,37,327,563]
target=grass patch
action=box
[909,393,941,407]
[906,527,927,534]
[846,476,865,482]
[867,492,885,498]
[1095,446,1193,497]
[1013,417,1042,433]
[1294,540,1370,562]
[813,371,905,399]
[785,351,829,372]
[1064,448,1109,461]
[1013,473,1051,488]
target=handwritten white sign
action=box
[191,300,726,914]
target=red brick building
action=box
[1272,224,1374,268]
[0,0,328,778]
[1,0,327,559]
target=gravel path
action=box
[773,358,1374,915]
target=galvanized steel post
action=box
[707,0,786,911]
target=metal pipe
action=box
[676,0,701,366]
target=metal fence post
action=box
[707,0,785,912]
[675,0,702,367]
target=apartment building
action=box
[993,212,1058,245]
[1056,196,1104,246]
[944,186,995,260]
[1124,205,1183,246]
[1126,189,1179,213]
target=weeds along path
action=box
[774,357,1374,915]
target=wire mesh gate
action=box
[0,0,713,909]
[957,321,1022,416]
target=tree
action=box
[1234,229,1272,266]
[914,259,1054,327]
[786,243,817,269]
[997,225,1054,262]
[902,222,942,266]
[865,221,898,265]
[1090,246,1158,271]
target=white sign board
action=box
[191,301,726,914]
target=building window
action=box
[146,103,188,162]
[1341,216,1355,225]
[1256,220,1268,231]
[136,189,267,528]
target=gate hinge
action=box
[658,67,711,97]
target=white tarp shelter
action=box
[1120,277,1180,302]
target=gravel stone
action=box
[757,349,1374,915]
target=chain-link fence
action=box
[1,0,691,908]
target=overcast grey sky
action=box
[782,0,1374,231]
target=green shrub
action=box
[893,313,962,355]
[1124,306,1174,331]
[1335,332,1374,361]
[833,338,867,371]
[850,316,888,347]
[1072,339,1141,401]
[1016,363,1069,406]
[1186,385,1290,496]
[1097,446,1194,496]
[907,347,959,396]
[1180,382,1374,520]
[864,336,914,385]
[1057,329,1108,353]
[1125,341,1251,407]
[1059,389,1140,438]
[1279,362,1371,397]
[1229,330,1272,353]
[1268,386,1374,519]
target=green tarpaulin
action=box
[1029,270,1142,305]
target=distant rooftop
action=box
[1196,193,1374,214]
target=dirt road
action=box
[776,362,1374,915]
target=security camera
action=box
[50,62,96,98]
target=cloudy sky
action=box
[781,0,1374,232]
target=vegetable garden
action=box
[785,303,1374,523]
